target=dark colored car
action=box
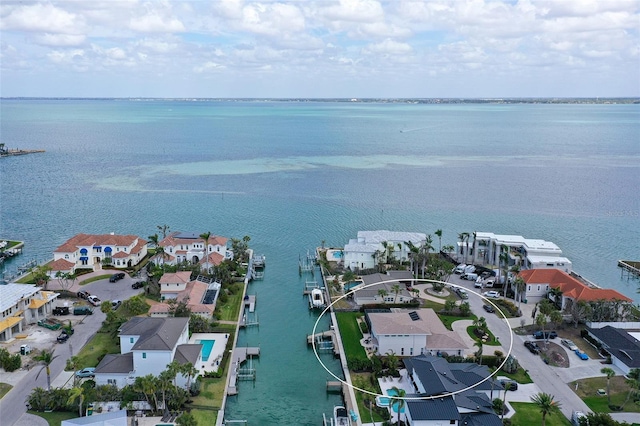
[533,330,557,339]
[73,306,93,315]
[132,281,145,289]
[524,340,541,354]
[53,306,70,315]
[57,330,70,343]
[77,290,90,299]
[483,304,495,313]
[109,272,126,283]
[111,300,122,310]
[500,379,518,391]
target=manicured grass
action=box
[571,376,640,413]
[509,402,572,426]
[0,383,12,399]
[190,377,224,423]
[335,312,368,362]
[28,410,77,426]
[351,373,387,424]
[79,274,111,285]
[494,367,534,384]
[73,332,121,369]
[215,283,244,322]
[192,408,218,425]
[439,313,476,331]
[466,325,501,346]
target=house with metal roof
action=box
[353,273,416,306]
[365,309,467,357]
[402,355,503,426]
[94,317,202,389]
[0,283,59,341]
[586,326,640,375]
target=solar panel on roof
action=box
[409,311,420,321]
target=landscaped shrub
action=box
[494,299,521,317]
[3,353,22,372]
[347,357,371,372]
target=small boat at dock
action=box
[334,406,348,426]
[309,288,325,309]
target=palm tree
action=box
[148,233,160,248]
[501,381,512,421]
[390,386,406,425]
[434,229,442,253]
[157,224,170,238]
[200,231,211,274]
[530,392,561,426]
[622,368,640,409]
[601,367,616,405]
[180,362,199,391]
[420,235,434,278]
[377,288,388,303]
[549,287,564,309]
[391,283,402,304]
[67,386,85,417]
[474,340,483,365]
[34,349,58,391]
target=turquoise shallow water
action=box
[1,100,639,424]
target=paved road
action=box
[0,270,146,426]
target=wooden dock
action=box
[227,347,261,396]
[619,260,640,279]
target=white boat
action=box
[334,406,348,426]
[310,288,324,308]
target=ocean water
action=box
[1,99,639,424]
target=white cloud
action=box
[364,38,412,55]
[321,0,385,23]
[194,61,226,73]
[33,33,86,47]
[1,3,84,34]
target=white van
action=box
[463,265,476,275]
[454,264,467,274]
[462,272,478,281]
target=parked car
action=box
[483,304,495,313]
[53,306,70,315]
[132,281,145,289]
[77,290,90,299]
[524,340,541,354]
[111,300,122,310]
[574,349,589,360]
[462,272,478,281]
[456,288,468,299]
[533,330,557,339]
[483,291,501,299]
[453,264,467,274]
[57,330,71,343]
[109,272,126,283]
[561,339,578,351]
[500,379,518,391]
[87,295,101,307]
[75,367,96,378]
[73,306,93,315]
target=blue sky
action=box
[1,0,638,98]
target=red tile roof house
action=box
[153,231,231,273]
[148,271,221,319]
[50,233,148,275]
[519,269,632,310]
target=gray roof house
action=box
[587,326,640,375]
[354,273,415,306]
[402,355,503,426]
[94,317,201,389]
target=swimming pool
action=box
[344,281,362,291]
[198,339,215,362]
[377,389,406,413]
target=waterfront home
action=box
[51,233,148,274]
[94,317,202,389]
[586,326,640,375]
[343,230,427,271]
[401,355,503,426]
[519,268,632,307]
[153,231,231,272]
[365,309,467,357]
[148,271,221,318]
[461,232,572,273]
[353,273,415,306]
[0,283,59,341]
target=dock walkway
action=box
[227,347,261,396]
[619,260,640,279]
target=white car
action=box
[87,295,101,306]
[483,291,500,299]
[561,339,578,351]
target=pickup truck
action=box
[37,318,62,330]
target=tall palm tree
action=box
[474,340,483,365]
[148,233,160,248]
[200,231,211,273]
[601,367,616,405]
[390,386,406,425]
[501,381,512,421]
[434,229,443,253]
[180,362,199,391]
[622,368,640,409]
[67,386,85,417]
[34,349,58,391]
[530,392,561,426]
[420,235,434,278]
[377,288,388,303]
[391,283,402,304]
[157,224,170,239]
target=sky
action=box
[1,0,639,98]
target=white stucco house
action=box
[353,273,416,306]
[153,231,232,272]
[94,317,202,389]
[148,271,221,318]
[50,233,148,274]
[365,309,467,357]
[0,283,59,341]
[460,232,572,273]
[343,230,427,271]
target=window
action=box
[130,337,134,343]
[410,348,413,355]
[64,254,69,259]
[142,353,146,359]
[400,348,404,355]
[107,379,116,385]
[537,285,540,291]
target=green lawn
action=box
[571,376,640,413]
[335,312,368,361]
[73,332,121,369]
[28,410,77,426]
[494,367,534,384]
[0,383,12,399]
[466,325,501,346]
[509,402,571,426]
[78,274,111,285]
[215,283,244,322]
[439,313,476,331]
[190,377,223,423]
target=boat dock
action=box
[244,295,256,312]
[227,347,261,396]
[619,260,640,280]
[0,143,45,157]
[307,329,339,356]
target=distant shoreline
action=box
[1,97,639,104]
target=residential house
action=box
[0,283,59,341]
[353,273,415,306]
[519,269,632,307]
[154,231,231,272]
[463,232,572,273]
[51,233,148,274]
[148,272,220,318]
[61,410,127,426]
[344,230,427,271]
[365,309,467,357]
[586,326,640,375]
[94,317,202,389]
[402,355,503,426]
